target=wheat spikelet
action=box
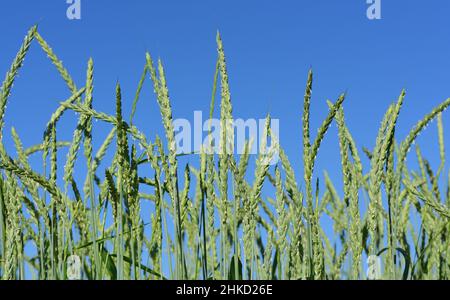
[34,32,77,93]
[0,26,37,142]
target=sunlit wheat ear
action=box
[35,31,84,187]
[263,228,274,280]
[275,166,288,270]
[302,69,313,158]
[63,61,95,190]
[367,102,394,254]
[329,101,362,279]
[330,105,350,197]
[0,158,63,202]
[2,171,22,279]
[399,97,450,167]
[113,82,128,280]
[105,169,118,221]
[0,26,36,141]
[180,164,191,228]
[216,31,233,204]
[11,127,27,168]
[424,159,442,201]
[35,32,77,93]
[374,91,405,192]
[9,128,52,278]
[154,59,186,279]
[156,60,176,160]
[405,181,450,219]
[145,53,175,158]
[304,92,345,279]
[311,93,346,166]
[301,70,314,259]
[244,115,277,278]
[374,91,404,274]
[130,64,148,125]
[82,127,116,193]
[82,59,95,204]
[216,32,233,154]
[216,31,235,279]
[344,126,364,186]
[205,147,218,278]
[10,127,41,227]
[50,124,57,185]
[60,101,150,151]
[23,141,70,157]
[46,88,86,131]
[436,113,445,176]
[62,113,84,188]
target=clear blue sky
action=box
[1,0,449,170]
[1,0,449,275]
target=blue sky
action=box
[1,0,449,277]
[1,1,449,176]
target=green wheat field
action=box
[0,26,449,280]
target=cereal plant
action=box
[0,27,449,280]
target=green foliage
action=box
[0,27,449,280]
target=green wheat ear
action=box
[399,97,450,167]
[0,26,37,141]
[35,31,77,93]
[1,28,450,280]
